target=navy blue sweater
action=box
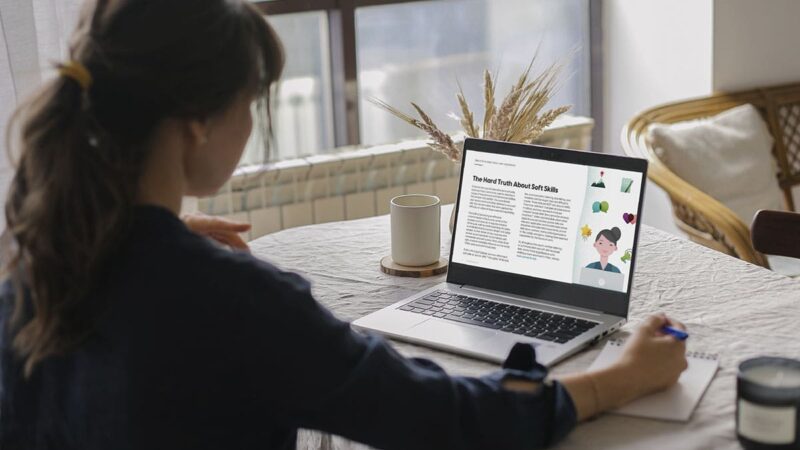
[0,206,576,449]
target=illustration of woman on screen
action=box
[586,227,622,273]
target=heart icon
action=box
[623,213,637,224]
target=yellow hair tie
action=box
[58,61,93,91]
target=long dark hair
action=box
[2,0,284,376]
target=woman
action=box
[0,1,687,449]
[586,227,623,273]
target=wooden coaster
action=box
[380,256,448,278]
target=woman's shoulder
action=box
[203,244,311,295]
[119,214,313,307]
[177,232,310,296]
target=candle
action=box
[744,366,800,389]
[738,357,800,450]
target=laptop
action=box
[579,268,625,291]
[353,138,648,366]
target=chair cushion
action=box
[767,255,800,278]
[647,103,782,226]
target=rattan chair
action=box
[621,83,800,268]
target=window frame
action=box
[255,0,602,153]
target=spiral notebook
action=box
[588,339,719,422]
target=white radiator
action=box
[195,115,594,241]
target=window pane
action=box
[356,0,590,147]
[242,11,334,166]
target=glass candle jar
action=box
[737,357,800,449]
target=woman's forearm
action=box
[558,365,644,421]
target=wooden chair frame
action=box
[621,83,800,268]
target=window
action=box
[241,11,335,165]
[253,0,591,164]
[356,0,589,146]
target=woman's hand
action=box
[182,212,251,251]
[614,314,688,398]
[559,314,688,420]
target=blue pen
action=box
[661,325,689,341]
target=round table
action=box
[250,205,800,449]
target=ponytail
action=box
[5,69,142,376]
[2,0,284,376]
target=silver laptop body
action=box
[353,139,648,367]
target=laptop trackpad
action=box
[406,319,496,346]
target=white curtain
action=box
[0,0,82,226]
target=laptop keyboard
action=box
[398,290,599,344]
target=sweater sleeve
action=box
[225,258,577,450]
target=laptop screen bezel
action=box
[446,138,648,318]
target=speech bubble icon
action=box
[600,201,609,213]
[592,202,601,213]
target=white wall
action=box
[713,0,800,209]
[713,0,800,91]
[603,0,714,236]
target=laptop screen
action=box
[447,139,647,317]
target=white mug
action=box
[390,194,441,267]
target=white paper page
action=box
[452,150,588,283]
[588,340,719,422]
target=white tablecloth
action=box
[250,205,800,449]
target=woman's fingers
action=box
[213,219,251,233]
[665,316,687,331]
[183,213,252,234]
[653,333,688,348]
[650,314,688,349]
[181,214,250,251]
[208,231,250,251]
[640,314,668,333]
[182,213,252,251]
[642,313,687,335]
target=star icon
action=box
[580,224,592,240]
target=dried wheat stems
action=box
[370,56,572,162]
